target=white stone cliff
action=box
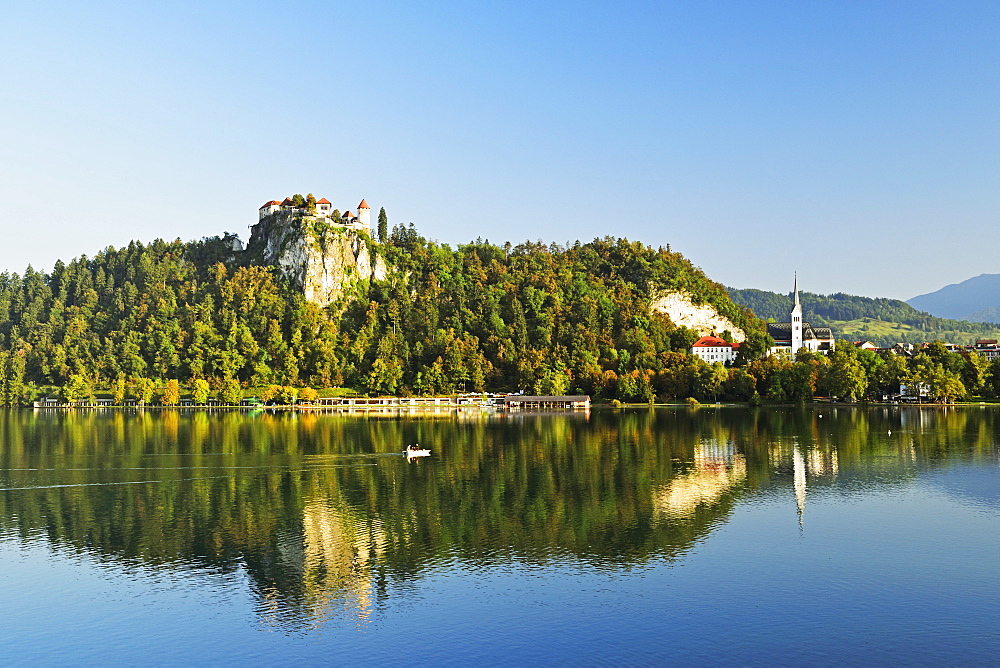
[651,291,746,342]
[247,212,388,307]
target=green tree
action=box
[258,384,298,404]
[960,351,989,397]
[616,370,639,401]
[787,360,818,401]
[134,377,157,406]
[694,362,728,402]
[932,369,966,403]
[827,349,867,401]
[377,207,388,243]
[872,352,908,397]
[733,330,772,366]
[368,357,403,395]
[221,378,243,405]
[111,375,127,405]
[724,367,756,401]
[0,348,28,406]
[191,378,210,405]
[62,374,92,404]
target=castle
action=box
[259,196,371,234]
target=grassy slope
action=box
[830,317,1000,346]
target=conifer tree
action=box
[378,207,388,242]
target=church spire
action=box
[790,273,803,359]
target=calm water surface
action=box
[0,406,997,665]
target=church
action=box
[767,276,835,360]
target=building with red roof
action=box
[258,195,372,233]
[691,335,740,364]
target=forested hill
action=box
[727,287,1000,347]
[727,288,928,323]
[0,226,766,404]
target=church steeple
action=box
[790,273,803,358]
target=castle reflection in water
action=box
[0,405,993,629]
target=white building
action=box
[691,335,740,363]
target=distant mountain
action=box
[964,306,1000,324]
[907,274,1000,323]
[727,286,1000,348]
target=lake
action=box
[0,406,997,665]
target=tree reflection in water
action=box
[0,405,995,630]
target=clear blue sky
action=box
[3,1,998,300]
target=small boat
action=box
[404,445,431,458]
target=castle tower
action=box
[790,273,803,358]
[356,199,371,233]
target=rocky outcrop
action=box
[651,291,746,342]
[247,212,388,307]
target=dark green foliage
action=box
[0,225,993,405]
[347,235,765,399]
[728,287,926,323]
[0,230,765,404]
[377,207,388,243]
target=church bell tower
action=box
[790,273,803,359]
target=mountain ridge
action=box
[906,273,1000,322]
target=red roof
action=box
[343,211,353,218]
[692,336,733,348]
[259,200,282,209]
[281,197,294,206]
[357,199,369,209]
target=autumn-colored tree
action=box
[160,379,181,406]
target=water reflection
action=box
[0,406,997,631]
[652,441,746,520]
